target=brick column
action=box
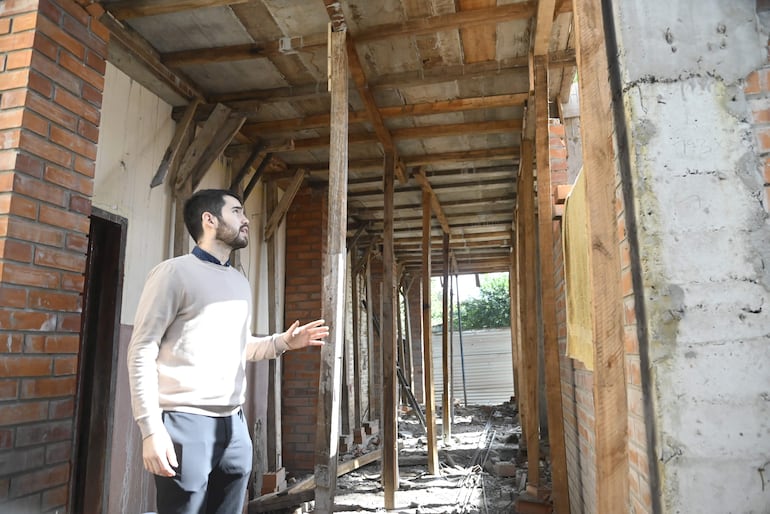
[281,185,327,472]
[0,1,106,511]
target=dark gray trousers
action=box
[154,410,252,514]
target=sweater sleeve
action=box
[245,333,289,361]
[127,261,183,439]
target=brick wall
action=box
[0,1,105,512]
[281,185,327,473]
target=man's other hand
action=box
[282,319,329,350]
[142,429,178,477]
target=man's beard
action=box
[216,222,249,250]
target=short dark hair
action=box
[183,189,242,242]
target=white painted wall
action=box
[613,1,770,511]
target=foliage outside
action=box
[431,273,510,330]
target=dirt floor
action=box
[264,401,553,514]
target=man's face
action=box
[215,195,249,249]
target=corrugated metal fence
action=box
[430,328,514,406]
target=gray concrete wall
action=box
[612,1,770,512]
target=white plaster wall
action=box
[92,64,269,325]
[614,1,770,512]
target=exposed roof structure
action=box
[98,0,576,274]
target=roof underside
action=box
[99,0,576,275]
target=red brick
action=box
[65,231,87,252]
[745,70,761,94]
[0,284,27,308]
[60,10,107,58]
[29,51,80,94]
[18,130,72,168]
[59,312,82,332]
[21,109,50,137]
[36,0,64,25]
[0,429,13,450]
[32,32,59,62]
[27,90,78,130]
[0,128,22,149]
[14,151,44,178]
[42,334,79,353]
[41,484,68,511]
[39,203,90,233]
[9,462,69,497]
[45,440,71,464]
[28,289,80,311]
[50,124,97,160]
[85,48,106,75]
[27,69,53,98]
[77,118,100,143]
[21,376,76,399]
[6,217,66,247]
[7,193,38,219]
[11,310,57,331]
[59,50,103,90]
[0,238,34,262]
[24,334,45,352]
[48,397,74,419]
[81,81,102,107]
[0,380,19,401]
[60,271,84,292]
[35,14,86,60]
[0,30,35,53]
[53,355,77,375]
[0,18,10,36]
[73,155,95,177]
[1,261,60,288]
[11,11,37,33]
[15,419,71,446]
[0,400,49,426]
[5,48,32,69]
[0,151,18,172]
[53,85,100,125]
[0,88,27,109]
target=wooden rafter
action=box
[105,0,250,20]
[533,0,558,56]
[409,170,451,235]
[263,169,306,241]
[151,98,201,187]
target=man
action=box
[127,189,329,514]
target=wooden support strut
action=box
[421,189,440,475]
[313,26,348,514]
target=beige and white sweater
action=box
[127,254,287,439]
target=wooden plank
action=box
[517,124,539,488]
[412,170,451,235]
[264,182,282,471]
[441,232,451,442]
[534,59,570,514]
[391,119,522,141]
[381,151,399,509]
[190,114,246,189]
[243,152,274,202]
[572,0,630,512]
[174,103,233,190]
[378,93,528,118]
[151,98,201,188]
[351,262,363,430]
[314,27,348,514]
[106,0,249,20]
[509,235,521,406]
[534,0,558,56]
[344,36,407,184]
[421,189,440,475]
[323,0,347,32]
[458,0,497,64]
[264,169,306,241]
[229,141,267,191]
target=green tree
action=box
[459,274,510,329]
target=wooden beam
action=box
[314,27,348,513]
[517,112,539,488]
[391,119,522,141]
[378,93,528,118]
[264,182,282,472]
[151,98,201,187]
[421,189,440,475]
[161,34,326,67]
[534,0,558,56]
[105,0,249,20]
[98,12,202,101]
[412,170,451,235]
[573,0,630,512]
[344,36,407,184]
[508,234,521,411]
[174,103,245,191]
[323,0,347,32]
[263,169,306,241]
[229,140,268,191]
[381,151,399,509]
[441,232,451,442]
[351,264,363,430]
[534,59,570,514]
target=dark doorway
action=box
[71,210,126,514]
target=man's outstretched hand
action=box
[281,319,329,350]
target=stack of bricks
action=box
[0,1,107,512]
[281,185,327,472]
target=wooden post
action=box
[441,232,451,442]
[366,255,376,419]
[573,1,630,512]
[314,26,348,513]
[517,131,540,487]
[351,262,362,430]
[534,58,570,513]
[402,279,415,389]
[265,182,282,472]
[381,151,399,509]
[509,235,520,406]
[421,190,440,474]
